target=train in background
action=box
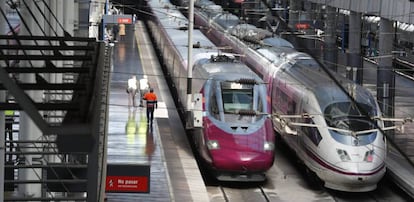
[189,0,388,192]
[144,0,275,182]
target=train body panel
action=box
[146,0,275,182]
[189,0,387,191]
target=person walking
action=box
[127,75,139,107]
[139,75,149,107]
[143,88,157,125]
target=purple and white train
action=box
[145,0,275,182]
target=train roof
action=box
[262,37,294,48]
[229,24,272,40]
[314,83,377,109]
[267,49,378,108]
[195,0,223,18]
[195,60,261,81]
[257,46,308,64]
[214,13,240,30]
[195,0,239,29]
[149,0,219,66]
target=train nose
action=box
[238,151,272,169]
[239,152,256,162]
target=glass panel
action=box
[325,101,376,133]
[222,89,253,113]
[325,101,379,146]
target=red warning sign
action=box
[295,23,310,30]
[117,18,132,24]
[106,176,149,192]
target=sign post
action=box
[105,164,150,193]
[102,15,133,24]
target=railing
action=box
[1,34,110,201]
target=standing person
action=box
[5,108,14,162]
[127,75,139,107]
[119,23,126,41]
[133,14,137,30]
[112,24,119,42]
[143,88,157,125]
[139,75,149,107]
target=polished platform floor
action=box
[104,22,209,202]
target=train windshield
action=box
[222,89,253,113]
[220,82,265,115]
[325,102,378,145]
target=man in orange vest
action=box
[143,88,157,125]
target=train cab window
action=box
[295,58,319,70]
[325,102,378,146]
[222,88,253,113]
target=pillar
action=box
[18,0,44,198]
[0,2,6,201]
[347,11,363,84]
[76,0,90,37]
[0,0,5,34]
[63,0,75,37]
[323,6,337,71]
[0,92,4,202]
[377,18,395,122]
[288,0,301,30]
[47,0,63,101]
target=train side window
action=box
[288,101,296,115]
[210,90,220,119]
[304,118,322,146]
[255,85,266,113]
[257,92,263,113]
[271,83,280,113]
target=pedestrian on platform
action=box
[119,23,126,41]
[112,24,119,42]
[139,75,150,107]
[127,75,139,107]
[143,88,157,125]
[5,108,14,162]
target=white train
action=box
[264,46,387,192]
[144,0,275,181]
[190,0,388,191]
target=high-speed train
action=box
[188,0,388,192]
[144,0,275,182]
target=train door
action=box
[271,76,299,149]
[270,78,284,132]
[296,95,306,149]
[286,91,299,151]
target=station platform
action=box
[104,21,209,202]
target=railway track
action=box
[327,176,410,202]
[203,138,412,201]
[207,183,276,202]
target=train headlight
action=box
[264,142,274,151]
[364,150,374,162]
[207,140,220,150]
[336,149,351,161]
